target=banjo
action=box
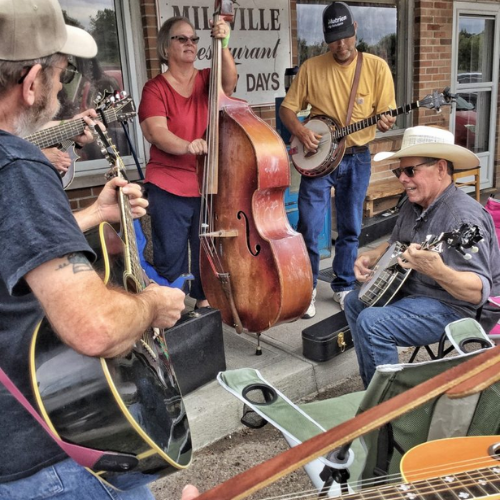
[290,88,456,178]
[358,223,482,307]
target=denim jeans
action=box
[297,149,371,291]
[344,291,462,388]
[147,184,205,300]
[0,459,154,500]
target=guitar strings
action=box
[248,452,500,500]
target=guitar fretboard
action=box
[345,467,500,500]
[25,108,119,149]
[120,186,146,291]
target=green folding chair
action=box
[219,318,499,497]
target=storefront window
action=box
[56,0,136,180]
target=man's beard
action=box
[16,81,61,137]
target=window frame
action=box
[65,0,148,189]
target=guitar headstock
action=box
[418,88,457,113]
[94,91,137,123]
[427,223,482,260]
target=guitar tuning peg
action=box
[470,246,479,253]
[463,253,472,261]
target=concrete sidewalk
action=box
[182,236,386,451]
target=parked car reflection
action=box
[455,94,476,149]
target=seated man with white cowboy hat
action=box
[343,126,500,388]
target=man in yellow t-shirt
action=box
[280,1,396,318]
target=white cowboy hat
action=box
[373,126,479,170]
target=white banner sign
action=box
[157,0,291,105]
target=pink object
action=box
[485,197,500,248]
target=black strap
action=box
[372,423,404,480]
[121,121,144,181]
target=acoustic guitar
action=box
[358,223,482,307]
[24,92,136,189]
[29,124,191,491]
[290,88,456,178]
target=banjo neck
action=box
[333,88,455,141]
[334,101,420,140]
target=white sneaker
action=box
[302,289,316,319]
[333,290,351,311]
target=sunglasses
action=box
[56,62,79,85]
[17,62,78,85]
[392,160,438,179]
[170,35,200,44]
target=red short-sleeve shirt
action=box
[138,69,210,197]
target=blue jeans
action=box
[0,459,154,500]
[344,291,463,388]
[147,184,205,300]
[297,150,371,291]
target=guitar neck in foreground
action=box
[25,108,117,149]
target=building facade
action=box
[62,0,499,216]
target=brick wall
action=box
[67,186,106,211]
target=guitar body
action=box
[30,222,192,491]
[290,115,346,177]
[400,436,500,499]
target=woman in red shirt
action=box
[139,16,237,308]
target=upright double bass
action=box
[199,0,313,338]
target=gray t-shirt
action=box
[0,131,95,482]
[389,183,500,318]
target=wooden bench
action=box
[364,177,405,218]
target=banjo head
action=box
[290,115,344,177]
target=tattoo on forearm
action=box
[57,253,93,274]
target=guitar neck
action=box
[25,108,118,149]
[335,101,421,140]
[119,179,146,291]
[92,125,146,290]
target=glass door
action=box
[452,3,499,189]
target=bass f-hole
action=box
[237,211,261,257]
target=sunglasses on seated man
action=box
[391,159,438,179]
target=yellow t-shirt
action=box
[281,51,396,147]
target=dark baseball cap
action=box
[323,2,355,44]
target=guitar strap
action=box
[345,51,363,127]
[0,367,138,472]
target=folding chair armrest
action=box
[444,318,495,355]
